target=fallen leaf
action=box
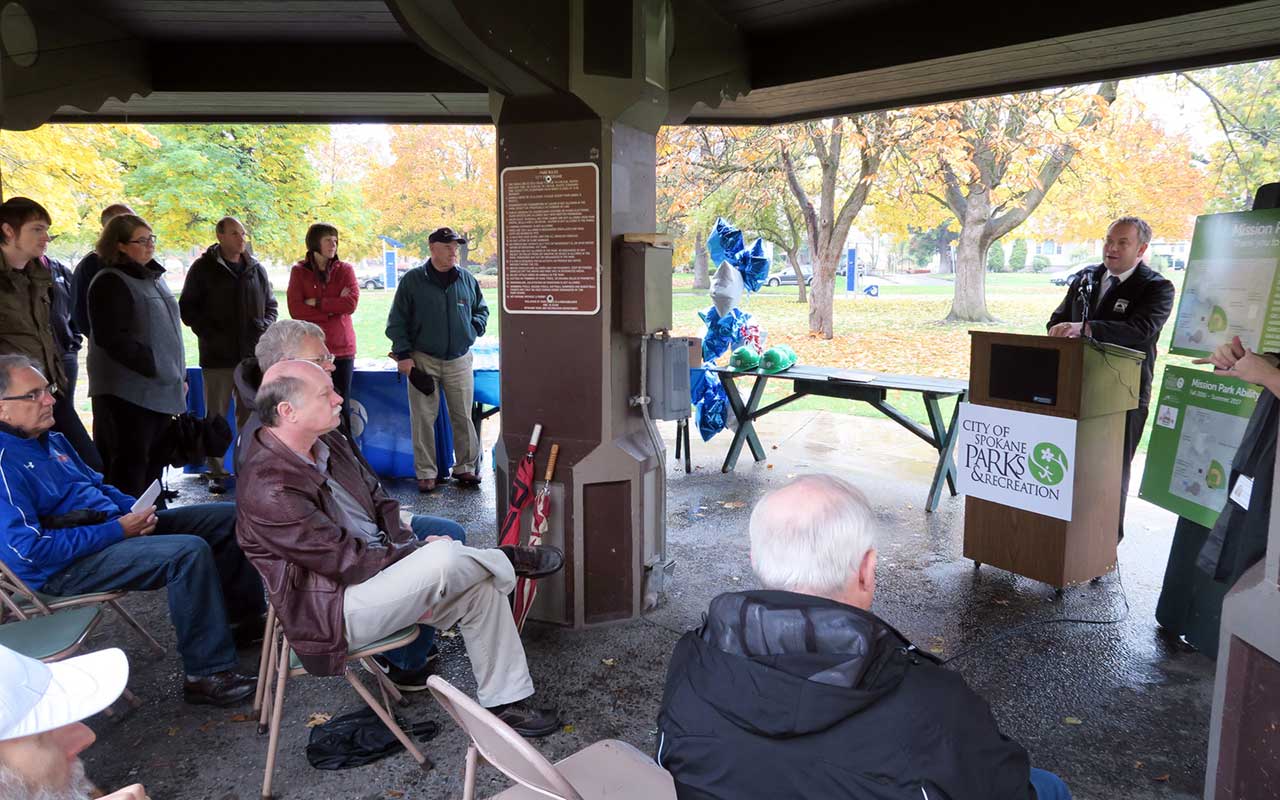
[166,727,179,737]
[1134,761,1144,769]
[601,658,617,667]
[723,501,746,509]
[992,598,1010,606]
[1064,717,1083,726]
[386,791,405,798]
[767,464,774,469]
[229,713,252,723]
[440,630,458,638]
[1153,774,1169,782]
[198,720,217,733]
[305,713,332,728]
[562,724,575,733]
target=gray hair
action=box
[749,474,877,596]
[255,320,326,371]
[1108,216,1152,247]
[257,376,306,428]
[0,354,37,397]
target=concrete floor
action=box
[78,410,1216,800]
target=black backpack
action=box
[305,707,439,770]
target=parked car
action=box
[358,273,385,290]
[767,265,813,287]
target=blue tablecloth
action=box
[185,338,501,479]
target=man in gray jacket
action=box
[386,227,489,493]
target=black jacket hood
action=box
[685,590,918,737]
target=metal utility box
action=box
[647,337,691,421]
[619,238,673,334]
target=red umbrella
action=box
[515,443,559,631]
[499,423,541,551]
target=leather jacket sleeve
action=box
[238,479,405,586]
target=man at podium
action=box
[1046,216,1175,539]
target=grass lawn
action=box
[97,271,1187,458]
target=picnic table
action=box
[686,365,968,512]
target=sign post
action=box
[384,248,398,290]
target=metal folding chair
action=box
[426,675,676,800]
[0,559,165,655]
[255,605,430,799]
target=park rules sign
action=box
[955,403,1078,521]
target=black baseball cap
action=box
[428,227,467,245]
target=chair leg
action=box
[344,671,430,769]
[463,743,478,800]
[261,635,291,800]
[253,607,277,716]
[108,599,165,656]
[258,623,281,734]
[360,657,407,708]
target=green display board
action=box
[1170,207,1280,358]
[1139,366,1260,527]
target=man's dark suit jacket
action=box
[1046,262,1175,409]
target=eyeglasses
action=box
[1,385,53,403]
[304,353,336,365]
[127,235,158,245]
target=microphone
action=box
[1076,270,1093,326]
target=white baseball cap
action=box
[0,646,129,742]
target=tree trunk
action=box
[692,228,710,289]
[460,240,471,269]
[808,251,838,338]
[938,244,954,274]
[788,250,807,304]
[947,202,995,322]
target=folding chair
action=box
[0,559,164,655]
[0,605,142,712]
[426,675,676,800]
[255,605,430,799]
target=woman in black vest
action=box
[86,215,187,498]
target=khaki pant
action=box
[203,367,251,478]
[408,351,479,479]
[342,540,534,707]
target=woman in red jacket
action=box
[286,223,359,430]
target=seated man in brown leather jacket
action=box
[235,360,564,737]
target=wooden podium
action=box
[964,332,1143,588]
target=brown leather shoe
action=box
[417,478,437,493]
[452,471,482,487]
[183,670,256,707]
[498,544,565,579]
[488,699,561,738]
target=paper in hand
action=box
[131,479,162,514]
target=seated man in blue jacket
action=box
[657,474,1072,800]
[0,354,262,706]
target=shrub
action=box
[1031,255,1050,272]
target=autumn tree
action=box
[1174,61,1280,211]
[0,125,144,253]
[1031,97,1207,243]
[892,81,1118,322]
[364,125,495,266]
[115,125,375,263]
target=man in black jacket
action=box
[657,475,1070,800]
[1047,216,1175,540]
[70,202,133,337]
[179,217,278,493]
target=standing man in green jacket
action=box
[386,227,489,493]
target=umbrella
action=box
[515,444,559,632]
[499,423,541,551]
